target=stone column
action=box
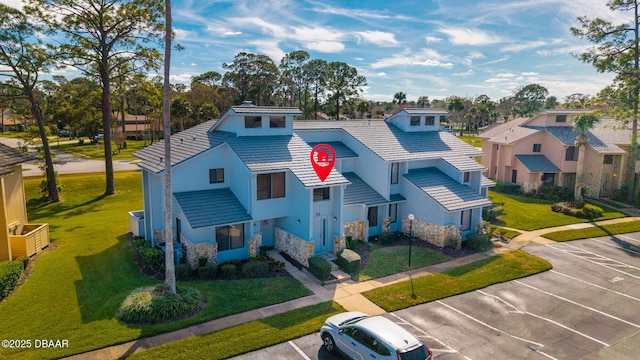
[382,217,391,233]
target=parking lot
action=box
[232,232,640,359]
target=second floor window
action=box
[244,116,262,128]
[425,116,435,126]
[603,155,613,164]
[533,144,541,152]
[556,115,567,123]
[257,172,286,200]
[463,172,470,183]
[209,168,224,183]
[565,146,578,161]
[391,163,399,184]
[269,116,285,128]
[313,187,330,201]
[410,116,420,126]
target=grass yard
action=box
[128,301,345,360]
[358,245,451,282]
[0,171,309,360]
[362,250,552,312]
[489,191,626,231]
[457,133,482,148]
[542,220,640,242]
[54,139,151,161]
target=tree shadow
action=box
[597,225,640,258]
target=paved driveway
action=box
[232,232,640,359]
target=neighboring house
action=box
[479,109,640,197]
[133,104,493,268]
[113,112,152,140]
[0,144,49,261]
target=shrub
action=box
[197,257,208,268]
[463,232,493,252]
[0,260,24,300]
[345,236,353,249]
[495,181,521,194]
[267,257,285,273]
[142,247,164,274]
[175,263,194,281]
[482,205,503,223]
[220,264,237,280]
[551,201,573,214]
[337,249,361,275]
[241,259,270,278]
[118,285,202,324]
[575,204,603,220]
[16,257,29,271]
[536,186,573,202]
[259,246,269,257]
[308,256,332,281]
[197,265,217,280]
[379,231,395,245]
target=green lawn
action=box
[362,250,552,312]
[543,220,640,242]
[359,245,450,281]
[489,191,626,231]
[54,139,151,161]
[456,134,482,148]
[0,172,309,360]
[128,301,345,360]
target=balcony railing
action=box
[9,223,50,259]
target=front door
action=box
[261,219,275,247]
[314,216,330,254]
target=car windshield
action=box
[339,315,368,326]
[398,345,428,360]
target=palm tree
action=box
[393,91,407,106]
[573,112,600,205]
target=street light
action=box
[408,214,415,269]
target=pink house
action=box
[479,110,639,198]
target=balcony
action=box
[9,223,50,259]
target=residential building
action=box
[133,105,493,268]
[479,109,640,197]
[0,144,49,261]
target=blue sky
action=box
[2,0,628,102]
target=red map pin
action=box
[310,144,336,182]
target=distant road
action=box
[0,136,139,177]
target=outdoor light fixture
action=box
[297,219,301,223]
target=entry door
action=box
[314,216,330,254]
[261,219,275,247]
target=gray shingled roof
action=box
[174,188,251,228]
[515,155,561,172]
[393,108,448,115]
[0,143,33,167]
[294,121,482,162]
[134,120,229,174]
[441,156,485,172]
[343,172,388,206]
[404,168,491,212]
[481,176,496,188]
[307,141,358,158]
[478,117,530,140]
[226,134,350,188]
[229,105,302,115]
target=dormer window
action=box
[269,116,285,128]
[425,116,435,126]
[245,116,262,128]
[410,116,420,126]
[555,115,567,123]
[463,172,470,183]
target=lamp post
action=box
[408,214,415,269]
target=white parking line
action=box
[546,244,640,280]
[388,313,471,360]
[288,341,311,360]
[592,238,640,256]
[477,290,609,347]
[514,280,640,329]
[550,270,640,303]
[616,234,640,244]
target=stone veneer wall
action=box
[382,217,391,233]
[153,230,165,245]
[401,215,461,249]
[181,234,218,269]
[333,235,346,254]
[248,233,263,258]
[275,227,314,267]
[343,220,366,241]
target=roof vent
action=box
[241,100,254,107]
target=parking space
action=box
[232,233,640,359]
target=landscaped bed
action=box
[362,250,552,312]
[0,172,310,360]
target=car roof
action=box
[355,316,421,349]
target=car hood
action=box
[325,311,368,328]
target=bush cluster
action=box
[482,204,503,223]
[336,249,361,274]
[379,231,395,245]
[175,263,193,281]
[529,186,574,202]
[118,285,202,324]
[494,182,521,194]
[219,264,237,280]
[463,232,493,252]
[551,202,603,220]
[133,238,164,275]
[215,257,285,280]
[308,256,332,281]
[0,260,24,301]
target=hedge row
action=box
[0,260,25,301]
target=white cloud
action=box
[438,27,506,45]
[307,41,345,53]
[425,36,443,43]
[371,49,453,69]
[170,73,196,84]
[174,28,198,41]
[355,31,398,47]
[206,26,242,36]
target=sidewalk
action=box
[65,216,640,359]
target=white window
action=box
[461,210,471,231]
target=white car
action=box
[321,312,432,360]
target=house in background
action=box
[113,112,152,140]
[479,109,639,197]
[133,104,493,268]
[0,144,49,261]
